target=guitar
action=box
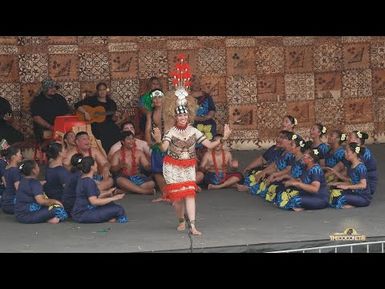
[76,105,115,124]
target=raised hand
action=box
[151,127,162,143]
[223,124,232,139]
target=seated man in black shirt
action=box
[0,96,24,145]
[30,78,71,143]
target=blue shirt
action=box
[275,152,295,171]
[348,163,371,197]
[72,177,100,218]
[62,170,81,213]
[44,166,70,201]
[325,146,345,168]
[300,164,329,201]
[2,166,21,207]
[263,145,284,165]
[15,177,44,215]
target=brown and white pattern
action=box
[313,43,343,72]
[57,81,81,108]
[342,69,372,98]
[48,45,78,54]
[315,98,345,129]
[0,82,21,111]
[108,42,138,53]
[200,75,226,103]
[229,104,257,130]
[18,53,48,83]
[255,101,287,139]
[167,40,200,50]
[0,45,18,55]
[341,36,371,43]
[0,55,19,82]
[343,43,370,70]
[111,79,140,109]
[78,36,108,45]
[48,37,78,45]
[226,75,257,104]
[226,48,255,76]
[372,69,385,98]
[287,100,315,128]
[315,72,342,99]
[110,52,138,79]
[284,73,314,101]
[138,49,168,79]
[257,74,285,102]
[198,48,226,76]
[285,46,313,73]
[344,98,374,124]
[255,46,284,74]
[225,38,256,47]
[49,54,79,81]
[283,36,315,46]
[79,52,109,81]
[370,41,385,69]
[17,36,47,46]
[213,102,229,134]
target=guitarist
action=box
[75,82,121,153]
[0,96,24,145]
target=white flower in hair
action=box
[299,140,305,147]
[77,158,82,163]
[321,126,327,134]
[341,133,346,141]
[292,134,297,140]
[313,149,319,155]
[357,131,362,138]
[175,88,188,106]
[355,146,361,154]
[19,163,24,170]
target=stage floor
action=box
[1,144,384,252]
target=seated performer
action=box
[108,121,151,162]
[64,131,113,191]
[329,143,372,208]
[277,148,330,211]
[72,156,127,224]
[199,134,242,190]
[110,131,155,194]
[15,160,68,224]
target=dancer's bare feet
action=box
[208,184,219,190]
[177,221,186,231]
[112,188,126,196]
[293,207,304,212]
[342,205,355,209]
[236,183,249,192]
[189,226,202,236]
[152,197,170,203]
[108,218,117,223]
[47,217,60,224]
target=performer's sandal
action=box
[177,218,186,231]
[189,220,202,236]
